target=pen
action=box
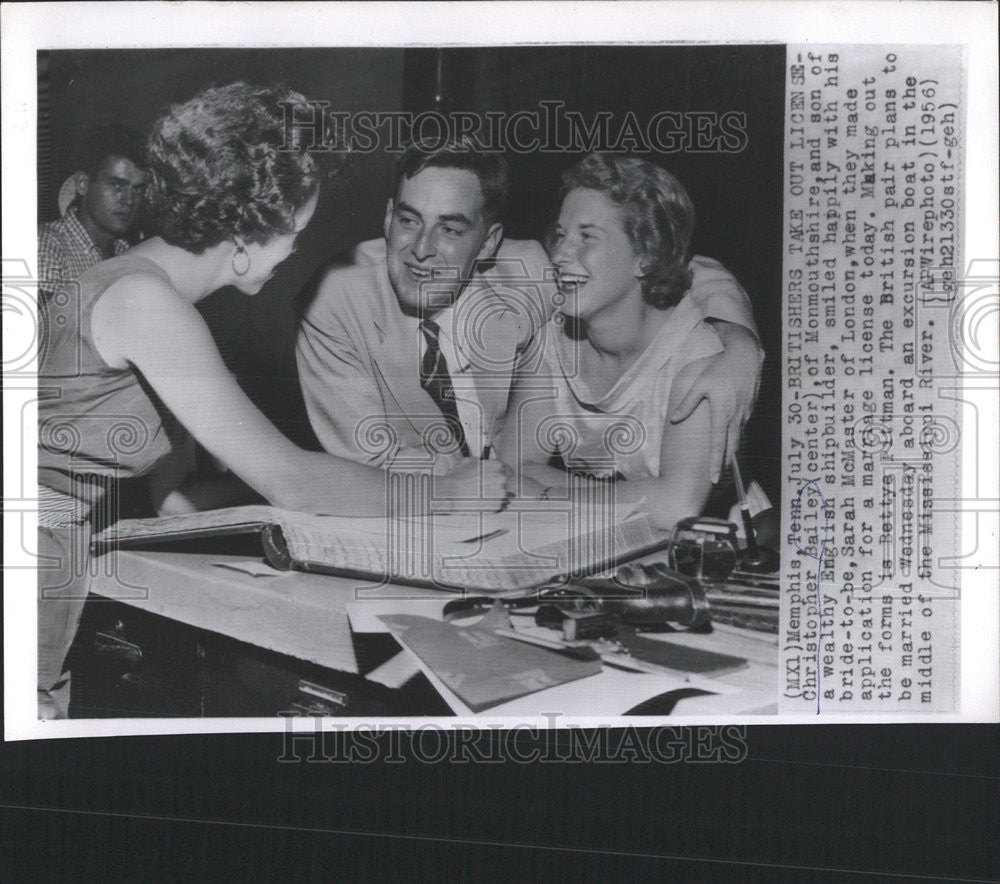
[493,627,599,661]
[494,627,675,673]
[731,455,759,560]
[461,528,510,544]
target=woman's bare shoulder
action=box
[91,263,208,367]
[97,266,196,321]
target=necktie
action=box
[419,319,469,456]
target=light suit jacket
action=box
[296,239,553,468]
[296,237,757,468]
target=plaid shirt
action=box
[37,207,130,296]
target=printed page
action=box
[2,5,995,740]
[781,45,964,712]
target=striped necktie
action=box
[419,319,469,456]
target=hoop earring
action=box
[232,244,251,277]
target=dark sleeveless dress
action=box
[37,253,186,717]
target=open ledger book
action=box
[92,503,671,593]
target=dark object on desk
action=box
[616,562,779,634]
[709,606,779,634]
[726,566,781,591]
[735,507,780,574]
[596,563,712,628]
[443,564,711,630]
[625,688,716,715]
[535,605,619,641]
[446,562,780,641]
[67,597,451,718]
[667,516,741,580]
[506,619,747,676]
[611,624,748,676]
[731,455,780,575]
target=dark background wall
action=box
[39,46,783,503]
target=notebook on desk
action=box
[92,503,672,594]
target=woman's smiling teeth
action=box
[557,271,589,291]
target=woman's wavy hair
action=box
[145,82,323,253]
[558,154,695,309]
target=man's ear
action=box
[73,171,90,198]
[382,198,394,241]
[477,222,504,261]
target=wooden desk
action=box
[85,549,777,718]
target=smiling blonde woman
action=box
[499,153,759,531]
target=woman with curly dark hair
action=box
[499,153,752,530]
[36,83,510,718]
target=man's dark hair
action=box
[79,125,146,179]
[395,136,510,226]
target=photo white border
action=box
[3,1,997,740]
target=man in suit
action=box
[296,139,762,483]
